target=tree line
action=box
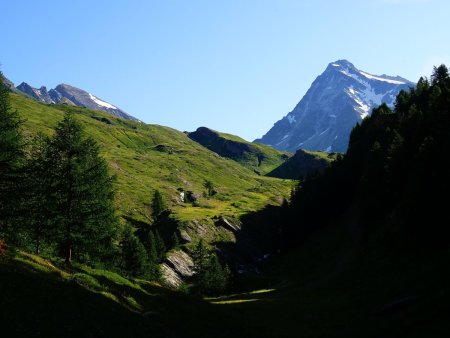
[279,65,450,252]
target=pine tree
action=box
[25,134,53,254]
[171,231,180,249]
[192,239,207,267]
[0,73,24,239]
[45,113,117,263]
[203,180,215,197]
[145,230,161,279]
[120,226,149,277]
[151,190,166,220]
[196,253,230,295]
[431,64,449,86]
[154,230,166,261]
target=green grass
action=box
[303,149,338,162]
[11,94,293,226]
[0,250,213,337]
[3,213,448,338]
[190,127,292,175]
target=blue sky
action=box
[2,0,450,141]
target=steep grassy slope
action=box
[188,127,291,175]
[10,94,292,225]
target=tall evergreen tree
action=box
[145,230,161,279]
[45,113,117,263]
[151,189,166,220]
[25,134,53,254]
[0,73,24,240]
[154,230,166,261]
[120,226,149,277]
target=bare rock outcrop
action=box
[161,250,195,288]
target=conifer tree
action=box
[203,180,215,197]
[45,113,117,263]
[120,225,149,276]
[151,189,166,220]
[154,230,166,261]
[0,73,24,240]
[171,232,180,249]
[145,230,161,279]
[191,240,230,294]
[25,134,53,254]
[196,252,230,295]
[431,64,449,86]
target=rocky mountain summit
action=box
[14,81,138,121]
[255,59,414,153]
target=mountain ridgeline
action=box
[188,127,290,175]
[256,60,414,153]
[14,80,138,121]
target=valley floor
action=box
[2,220,449,338]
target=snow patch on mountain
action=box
[359,71,407,84]
[89,93,117,110]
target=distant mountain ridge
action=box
[13,79,138,121]
[188,126,290,175]
[255,60,414,153]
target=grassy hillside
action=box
[10,94,292,225]
[267,149,337,179]
[0,249,217,337]
[3,217,448,338]
[188,127,291,175]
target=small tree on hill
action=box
[151,190,166,220]
[203,180,215,197]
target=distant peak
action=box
[329,59,356,69]
[56,83,76,90]
[17,81,32,88]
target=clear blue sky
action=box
[2,0,450,141]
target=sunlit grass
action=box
[10,93,293,226]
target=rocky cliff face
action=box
[1,75,17,92]
[15,81,139,121]
[160,217,250,288]
[161,250,195,288]
[16,82,54,103]
[255,60,414,153]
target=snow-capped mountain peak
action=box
[255,60,414,153]
[14,82,139,121]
